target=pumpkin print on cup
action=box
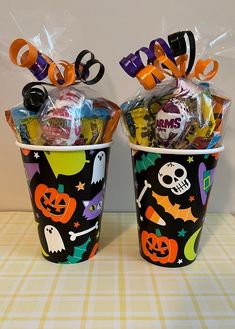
[35,183,76,224]
[132,146,223,267]
[18,144,111,264]
[141,230,178,264]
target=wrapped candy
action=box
[5,37,120,146]
[119,31,231,149]
[5,105,44,145]
[39,87,85,146]
[6,85,120,146]
[155,97,191,147]
[38,86,120,146]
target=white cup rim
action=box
[130,143,224,155]
[16,141,113,152]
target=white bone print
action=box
[136,180,152,208]
[69,221,98,241]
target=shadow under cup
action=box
[131,143,224,267]
[16,142,111,264]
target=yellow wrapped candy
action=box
[80,117,106,145]
[124,107,156,146]
[185,89,215,145]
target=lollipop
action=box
[6,39,121,148]
[156,98,191,147]
[39,86,85,146]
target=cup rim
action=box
[16,141,113,151]
[130,143,224,155]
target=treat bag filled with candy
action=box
[4,33,120,263]
[119,30,231,267]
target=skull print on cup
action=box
[158,162,191,195]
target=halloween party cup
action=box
[131,143,224,267]
[16,141,111,264]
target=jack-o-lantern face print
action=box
[35,184,76,224]
[141,230,178,264]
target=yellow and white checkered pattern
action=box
[0,212,235,328]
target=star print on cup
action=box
[178,228,187,237]
[76,182,85,191]
[187,156,194,163]
[34,152,40,159]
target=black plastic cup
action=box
[131,143,224,267]
[16,142,111,264]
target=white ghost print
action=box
[91,151,106,184]
[44,225,65,253]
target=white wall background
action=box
[0,0,234,212]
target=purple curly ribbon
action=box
[119,37,176,78]
[120,47,156,78]
[119,53,144,77]
[135,46,156,64]
[149,38,176,64]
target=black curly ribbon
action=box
[119,37,179,78]
[22,82,52,112]
[22,49,106,111]
[168,30,196,75]
[119,31,196,81]
[9,38,105,88]
[75,50,105,85]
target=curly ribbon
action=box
[135,41,182,90]
[168,30,196,75]
[136,65,165,90]
[119,31,219,90]
[119,54,142,77]
[22,82,52,111]
[74,50,105,85]
[149,38,176,65]
[194,58,219,81]
[9,38,50,81]
[9,38,105,87]
[48,60,76,88]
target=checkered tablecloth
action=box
[0,212,235,329]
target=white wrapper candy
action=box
[39,87,85,146]
[156,98,191,147]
